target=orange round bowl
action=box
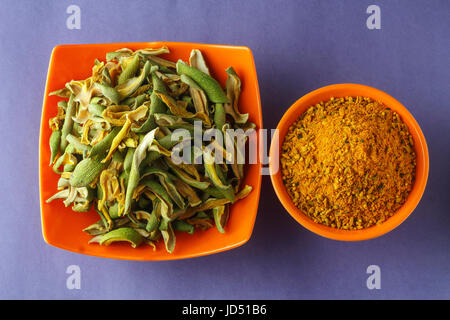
[269,83,429,241]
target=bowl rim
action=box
[269,83,429,241]
[39,41,263,260]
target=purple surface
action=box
[0,0,449,299]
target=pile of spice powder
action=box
[280,96,416,230]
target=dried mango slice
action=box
[159,218,175,253]
[115,61,151,100]
[213,205,229,233]
[99,227,144,248]
[224,67,249,124]
[176,60,229,103]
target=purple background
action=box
[0,0,449,299]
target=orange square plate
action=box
[39,42,263,260]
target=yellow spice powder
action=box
[281,96,416,230]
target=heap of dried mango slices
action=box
[46,46,255,253]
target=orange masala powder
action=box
[281,96,416,230]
